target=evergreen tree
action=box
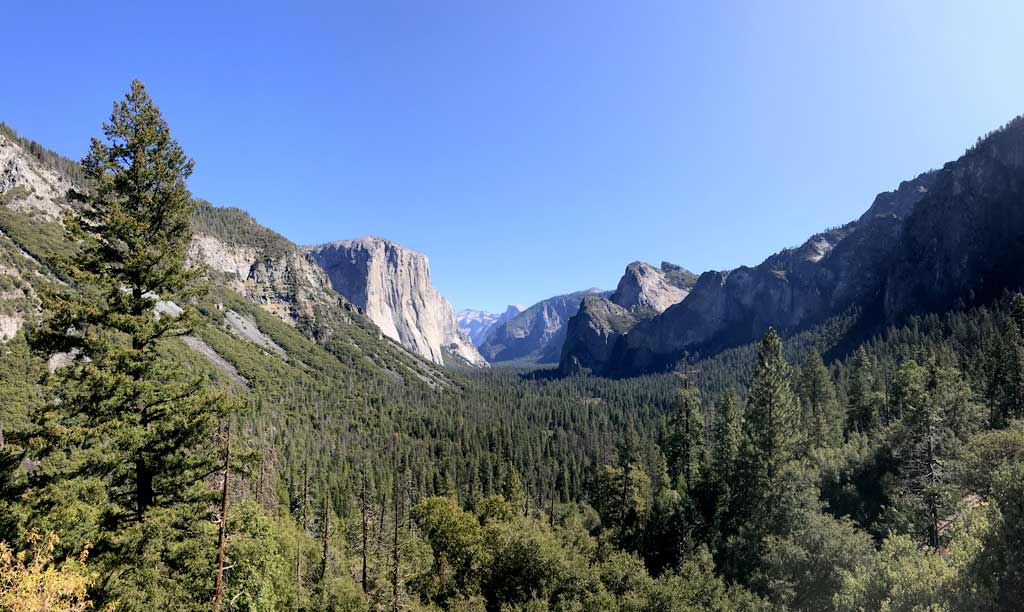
[725,329,803,581]
[983,297,1024,428]
[741,329,801,493]
[26,80,226,609]
[501,467,528,518]
[708,392,742,550]
[796,350,842,449]
[665,381,705,494]
[889,359,983,547]
[846,347,882,433]
[709,393,742,492]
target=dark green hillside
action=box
[192,200,295,258]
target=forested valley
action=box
[1,83,1023,612]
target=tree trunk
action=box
[926,419,940,549]
[135,458,154,520]
[320,495,330,583]
[392,472,401,612]
[302,455,310,531]
[361,477,368,592]
[213,420,231,612]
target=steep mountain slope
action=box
[0,124,79,342]
[0,124,452,387]
[564,116,1024,376]
[307,237,487,368]
[884,119,1024,320]
[457,304,525,346]
[561,261,695,373]
[478,288,606,364]
[190,205,454,383]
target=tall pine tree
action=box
[742,328,801,492]
[889,359,983,547]
[27,80,226,609]
[665,381,705,494]
[797,350,843,449]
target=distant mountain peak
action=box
[477,289,607,364]
[457,304,526,347]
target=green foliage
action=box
[887,360,984,547]
[191,200,294,258]
[412,496,487,606]
[845,347,884,435]
[742,329,801,487]
[665,384,704,493]
[956,425,1024,496]
[964,462,1024,611]
[759,511,874,611]
[21,80,229,610]
[796,350,843,449]
[0,203,74,270]
[834,534,958,612]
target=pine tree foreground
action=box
[26,80,230,609]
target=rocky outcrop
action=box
[560,118,1024,377]
[187,231,343,327]
[0,130,73,221]
[560,261,695,373]
[224,309,288,357]
[0,125,454,388]
[560,169,948,375]
[0,130,72,343]
[307,237,487,368]
[458,304,525,346]
[479,289,606,364]
[0,240,36,342]
[884,117,1024,321]
[610,261,695,314]
[560,296,639,374]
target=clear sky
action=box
[4,1,1024,312]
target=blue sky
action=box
[4,1,1024,312]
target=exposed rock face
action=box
[884,119,1024,321]
[0,132,71,343]
[0,125,454,388]
[586,171,934,375]
[479,289,606,364]
[0,244,36,342]
[561,261,695,373]
[307,237,487,368]
[561,117,1024,377]
[559,171,943,375]
[224,309,288,357]
[610,261,695,314]
[0,314,21,341]
[457,304,525,346]
[560,296,639,374]
[0,131,73,221]
[187,231,342,327]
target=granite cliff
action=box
[562,116,1024,376]
[307,238,487,367]
[560,261,695,373]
